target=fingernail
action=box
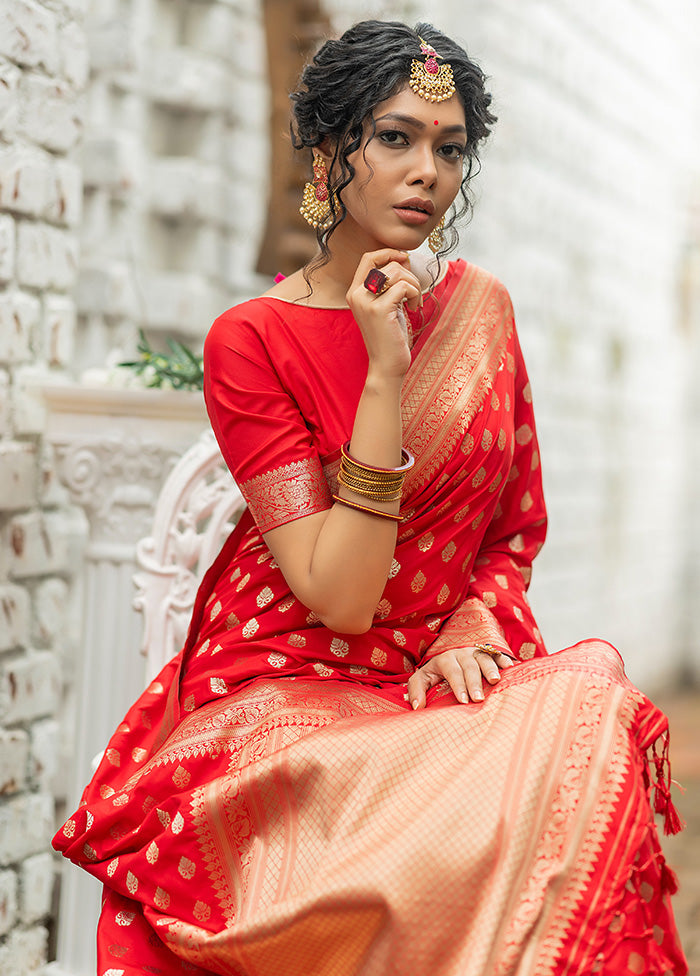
[459,692,468,703]
[411,699,419,710]
[474,692,484,701]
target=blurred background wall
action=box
[0,0,698,970]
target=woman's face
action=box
[328,85,468,252]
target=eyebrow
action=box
[374,111,467,136]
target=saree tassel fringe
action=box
[650,733,685,836]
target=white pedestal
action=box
[42,384,208,976]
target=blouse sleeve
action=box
[203,305,333,533]
[420,329,548,664]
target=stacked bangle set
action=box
[332,441,414,522]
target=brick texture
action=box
[0,0,85,966]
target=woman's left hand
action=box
[407,645,515,709]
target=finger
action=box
[493,651,515,669]
[462,656,485,702]
[382,279,422,311]
[475,650,502,685]
[436,659,470,705]
[407,667,436,710]
[353,249,410,286]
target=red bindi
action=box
[433,120,439,125]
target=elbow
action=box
[318,609,375,635]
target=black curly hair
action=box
[291,20,497,275]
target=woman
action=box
[54,20,687,976]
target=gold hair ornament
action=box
[409,37,456,103]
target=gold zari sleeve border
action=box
[241,457,332,533]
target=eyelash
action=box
[378,129,466,159]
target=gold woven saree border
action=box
[240,456,331,533]
[401,263,512,495]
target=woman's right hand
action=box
[346,249,423,380]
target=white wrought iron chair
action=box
[133,428,247,681]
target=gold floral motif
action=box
[375,598,392,619]
[508,533,525,553]
[313,662,333,677]
[126,870,138,894]
[105,748,120,767]
[241,618,259,639]
[437,584,450,605]
[393,630,407,646]
[417,532,435,551]
[115,910,135,927]
[193,900,211,922]
[154,886,170,910]
[225,613,239,629]
[209,600,222,621]
[389,558,401,578]
[519,642,536,659]
[236,573,250,592]
[505,393,511,412]
[209,677,227,695]
[131,747,147,763]
[516,423,533,445]
[178,856,196,879]
[83,842,97,860]
[183,694,195,712]
[482,591,497,608]
[441,541,457,562]
[63,819,75,838]
[481,430,493,450]
[241,456,332,533]
[256,586,274,608]
[157,808,171,828]
[330,638,349,657]
[196,638,210,657]
[171,811,184,834]
[267,652,287,668]
[495,574,509,589]
[287,633,306,648]
[498,429,507,450]
[371,648,388,667]
[278,598,295,612]
[211,643,222,655]
[520,491,534,512]
[411,571,427,593]
[488,471,503,493]
[471,467,486,488]
[146,840,159,864]
[172,766,191,788]
[107,856,119,877]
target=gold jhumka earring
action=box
[300,153,334,230]
[409,37,456,103]
[428,216,446,253]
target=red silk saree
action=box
[54,261,687,974]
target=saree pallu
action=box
[53,261,687,972]
[58,643,685,975]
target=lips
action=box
[394,197,435,216]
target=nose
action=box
[407,144,438,188]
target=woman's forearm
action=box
[264,370,406,634]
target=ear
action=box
[314,137,337,169]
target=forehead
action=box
[371,85,466,130]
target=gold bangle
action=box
[332,494,403,522]
[341,441,414,473]
[337,472,403,502]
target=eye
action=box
[378,129,410,146]
[438,143,466,160]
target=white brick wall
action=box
[0,0,86,970]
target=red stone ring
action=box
[363,268,389,295]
